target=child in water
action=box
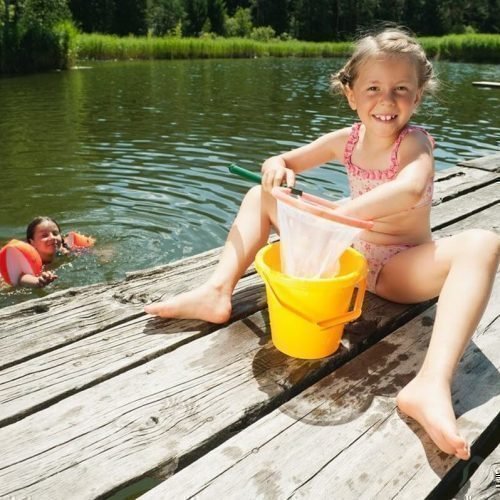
[18,216,69,288]
[145,29,500,460]
[2,216,94,288]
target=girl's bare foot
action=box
[397,374,470,460]
[144,283,232,323]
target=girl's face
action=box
[29,220,63,263]
[345,55,422,139]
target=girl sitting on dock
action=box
[145,29,500,461]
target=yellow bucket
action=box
[254,242,368,359]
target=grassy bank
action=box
[75,34,352,60]
[75,33,499,63]
[420,34,500,63]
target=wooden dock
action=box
[0,153,498,499]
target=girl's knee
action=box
[243,185,265,208]
[244,185,277,222]
[456,229,500,265]
[246,185,262,200]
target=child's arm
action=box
[261,128,350,192]
[18,271,58,288]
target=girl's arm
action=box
[261,128,350,193]
[335,133,434,220]
[18,271,58,288]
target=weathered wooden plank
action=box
[0,272,267,426]
[434,201,499,238]
[0,249,258,369]
[457,152,500,173]
[140,273,499,500]
[0,310,310,499]
[0,284,143,370]
[432,165,498,203]
[455,445,500,500]
[431,182,499,230]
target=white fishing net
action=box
[277,199,362,279]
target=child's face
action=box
[345,55,422,138]
[29,220,63,263]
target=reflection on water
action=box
[0,58,499,307]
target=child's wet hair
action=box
[331,28,437,97]
[26,216,62,242]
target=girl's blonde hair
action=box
[331,28,437,97]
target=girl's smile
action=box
[374,114,397,121]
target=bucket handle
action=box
[317,277,366,329]
[259,267,366,331]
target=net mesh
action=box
[277,199,362,279]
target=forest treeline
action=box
[71,0,500,40]
[1,0,499,74]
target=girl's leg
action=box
[145,186,278,323]
[375,229,500,460]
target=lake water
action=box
[0,58,499,307]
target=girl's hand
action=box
[18,271,58,288]
[58,244,70,256]
[261,157,296,193]
[36,271,58,288]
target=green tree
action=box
[376,0,405,25]
[147,0,185,35]
[291,0,334,41]
[183,0,207,35]
[225,5,251,36]
[420,0,445,35]
[403,0,425,35]
[225,0,249,16]
[485,0,500,32]
[251,0,288,34]
[462,0,489,32]
[1,0,75,73]
[69,0,115,33]
[0,1,6,26]
[20,0,71,28]
[207,0,226,34]
[113,0,147,35]
[437,0,467,33]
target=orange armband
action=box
[65,231,95,250]
[0,240,43,286]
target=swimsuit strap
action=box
[343,123,361,167]
[389,125,435,174]
[387,126,411,175]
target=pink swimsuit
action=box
[345,123,434,293]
